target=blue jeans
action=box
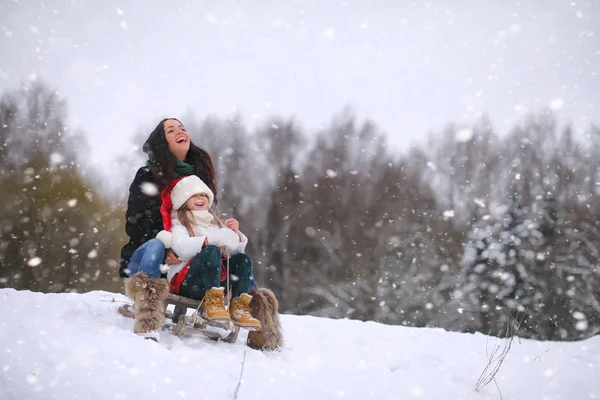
[126,239,165,278]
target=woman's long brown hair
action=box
[143,118,218,204]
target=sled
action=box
[119,293,240,343]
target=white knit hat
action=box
[170,175,214,210]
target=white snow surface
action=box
[1,288,599,399]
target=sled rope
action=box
[226,249,231,307]
[195,297,205,314]
[192,297,205,326]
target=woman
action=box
[119,118,217,341]
[119,118,217,279]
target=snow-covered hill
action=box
[0,288,598,399]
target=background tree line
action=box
[1,81,599,341]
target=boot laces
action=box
[207,291,223,309]
[235,298,251,316]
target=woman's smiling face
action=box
[163,119,190,160]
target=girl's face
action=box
[163,119,190,160]
[186,193,210,211]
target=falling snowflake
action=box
[474,198,486,208]
[455,128,474,143]
[443,210,455,218]
[140,182,159,196]
[576,320,589,331]
[50,153,64,165]
[549,98,564,110]
[27,257,42,267]
[159,264,169,274]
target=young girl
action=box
[155,175,261,330]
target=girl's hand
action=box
[225,218,239,233]
[164,249,181,264]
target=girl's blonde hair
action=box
[177,206,224,236]
[176,202,228,255]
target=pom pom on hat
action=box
[156,229,172,248]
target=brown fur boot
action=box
[247,287,284,351]
[125,273,170,342]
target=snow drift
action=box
[0,288,598,399]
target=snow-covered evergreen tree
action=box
[457,195,546,336]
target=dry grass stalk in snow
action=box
[475,314,524,397]
[234,351,248,400]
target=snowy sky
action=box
[1,0,599,171]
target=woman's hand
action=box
[164,248,181,264]
[225,218,239,233]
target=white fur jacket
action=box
[156,210,248,283]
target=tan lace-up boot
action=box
[230,293,261,330]
[202,287,230,321]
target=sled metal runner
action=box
[119,293,240,343]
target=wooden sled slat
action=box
[118,301,240,343]
[166,293,203,309]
